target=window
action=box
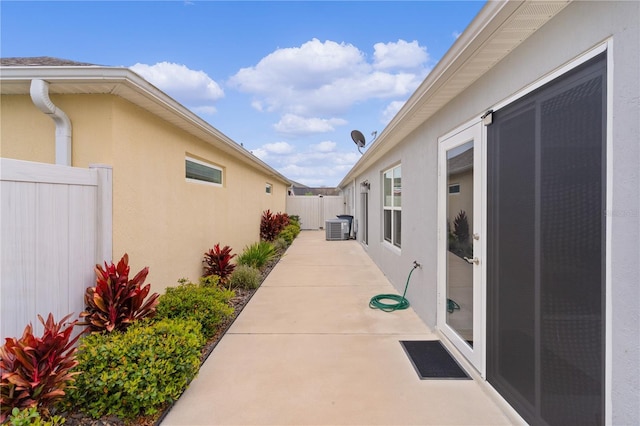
[448,183,461,194]
[186,157,222,186]
[383,164,401,248]
[265,183,272,194]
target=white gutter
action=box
[29,79,72,165]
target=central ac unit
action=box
[325,219,349,241]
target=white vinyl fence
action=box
[0,158,112,341]
[286,195,346,230]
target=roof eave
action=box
[0,66,292,186]
[338,0,571,187]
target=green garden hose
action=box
[369,261,420,312]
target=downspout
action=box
[30,79,72,166]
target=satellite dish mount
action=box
[351,130,376,154]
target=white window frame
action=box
[265,183,272,194]
[185,156,223,187]
[382,164,401,249]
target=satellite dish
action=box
[351,130,366,154]
[351,130,366,148]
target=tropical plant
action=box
[229,265,262,290]
[260,210,290,242]
[453,210,470,245]
[203,244,236,285]
[237,241,275,270]
[79,253,160,333]
[0,313,81,422]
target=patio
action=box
[161,230,523,425]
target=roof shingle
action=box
[0,56,98,66]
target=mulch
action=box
[60,257,280,426]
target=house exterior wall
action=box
[1,93,287,293]
[344,1,638,423]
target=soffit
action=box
[340,0,571,186]
[0,68,291,185]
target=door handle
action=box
[464,257,479,265]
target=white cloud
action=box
[273,114,347,136]
[251,139,361,186]
[312,141,337,153]
[259,141,295,155]
[373,40,429,70]
[453,31,462,39]
[228,38,429,117]
[130,62,224,113]
[382,100,406,124]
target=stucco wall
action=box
[348,1,639,422]
[1,93,287,293]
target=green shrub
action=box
[286,222,301,237]
[237,241,275,270]
[198,275,220,288]
[278,227,296,246]
[155,282,234,338]
[229,265,262,290]
[273,237,288,253]
[289,215,300,226]
[7,407,65,426]
[66,318,203,419]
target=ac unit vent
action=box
[325,219,349,241]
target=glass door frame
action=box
[437,121,486,377]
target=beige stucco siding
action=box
[1,92,287,293]
[1,95,56,161]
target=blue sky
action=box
[1,0,486,186]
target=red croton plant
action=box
[0,313,81,422]
[203,244,236,286]
[80,253,160,333]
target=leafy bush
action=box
[7,407,65,425]
[273,237,289,253]
[198,275,220,288]
[237,241,275,270]
[288,215,300,226]
[80,253,159,334]
[66,318,204,419]
[278,223,300,246]
[260,210,290,242]
[0,313,81,422]
[155,282,234,338]
[287,222,301,237]
[229,265,262,290]
[203,244,236,285]
[278,227,295,245]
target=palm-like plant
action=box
[0,313,81,422]
[80,253,160,333]
[203,244,236,286]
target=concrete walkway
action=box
[161,231,522,425]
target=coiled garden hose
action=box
[369,261,421,312]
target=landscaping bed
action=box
[63,260,276,426]
[1,211,297,426]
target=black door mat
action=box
[400,340,471,380]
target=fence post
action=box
[90,164,113,265]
